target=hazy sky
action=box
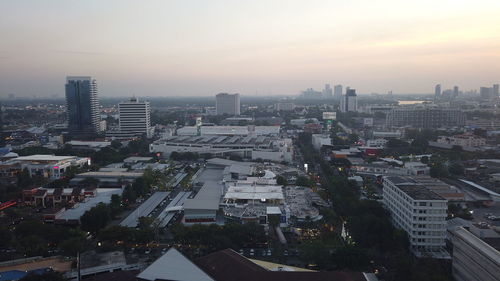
[1,0,500,97]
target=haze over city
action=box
[1,0,500,97]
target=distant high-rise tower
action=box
[323,84,333,99]
[119,97,152,138]
[340,89,358,112]
[333,85,343,101]
[493,84,499,97]
[216,93,240,115]
[435,84,442,98]
[65,76,101,135]
[453,86,459,98]
[480,87,493,99]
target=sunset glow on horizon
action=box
[1,0,500,97]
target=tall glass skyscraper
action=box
[65,76,101,135]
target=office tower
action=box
[119,97,152,138]
[493,84,499,97]
[453,86,459,98]
[480,87,493,99]
[435,84,441,98]
[386,107,465,128]
[216,93,240,115]
[383,176,448,258]
[340,88,358,112]
[333,85,343,101]
[65,76,101,135]
[322,84,333,99]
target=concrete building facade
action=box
[386,107,465,129]
[383,176,448,258]
[65,76,101,135]
[216,93,240,115]
[118,97,152,138]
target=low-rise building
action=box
[372,131,402,139]
[312,134,331,151]
[275,102,295,111]
[177,125,280,136]
[150,136,293,163]
[0,154,89,180]
[437,134,486,148]
[366,138,388,148]
[69,171,143,188]
[66,140,111,151]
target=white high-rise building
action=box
[340,88,357,112]
[383,176,448,258]
[118,97,152,138]
[216,93,240,115]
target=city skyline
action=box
[1,0,500,97]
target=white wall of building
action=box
[118,97,152,138]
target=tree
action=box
[111,140,122,149]
[348,133,359,144]
[276,175,287,186]
[98,226,133,243]
[132,177,150,197]
[387,139,409,148]
[420,156,429,164]
[449,163,464,176]
[122,184,137,204]
[430,163,449,178]
[299,241,333,269]
[109,194,122,217]
[80,203,111,234]
[332,245,370,270]
[17,168,34,188]
[59,236,85,256]
[20,271,65,281]
[296,176,313,187]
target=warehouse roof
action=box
[184,181,222,211]
[224,185,284,201]
[14,155,78,161]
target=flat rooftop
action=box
[75,171,143,178]
[59,189,122,221]
[396,184,444,200]
[224,185,284,201]
[123,156,153,163]
[14,154,78,161]
[176,125,280,136]
[385,176,446,200]
[120,191,170,227]
[184,182,222,210]
[185,168,224,211]
[154,135,273,147]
